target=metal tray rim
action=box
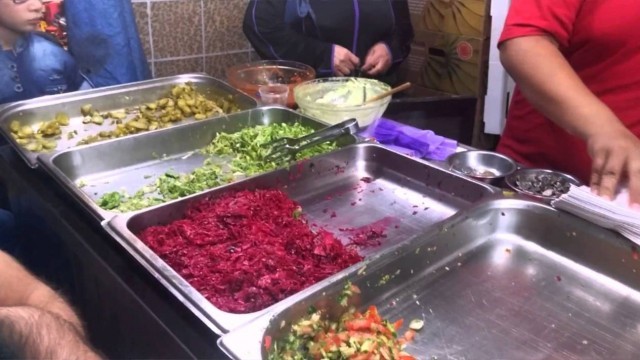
[35,111,257,223]
[102,142,500,335]
[36,106,351,223]
[104,213,381,336]
[216,197,616,359]
[0,73,258,168]
[100,141,499,228]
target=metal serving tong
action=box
[263,118,360,162]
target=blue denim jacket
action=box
[0,33,86,105]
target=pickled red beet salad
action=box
[137,189,363,313]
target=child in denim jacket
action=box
[0,0,89,106]
[0,0,90,253]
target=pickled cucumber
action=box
[9,82,241,153]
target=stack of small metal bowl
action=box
[505,168,582,203]
[447,150,583,203]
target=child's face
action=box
[0,0,44,36]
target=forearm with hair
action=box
[0,251,85,335]
[0,307,100,360]
[23,283,85,335]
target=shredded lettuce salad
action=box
[97,122,338,212]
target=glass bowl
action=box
[294,77,391,127]
[226,60,315,108]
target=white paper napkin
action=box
[551,185,640,244]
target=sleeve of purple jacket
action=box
[243,0,334,75]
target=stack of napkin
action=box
[551,185,640,244]
[359,118,458,161]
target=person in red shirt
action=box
[497,0,640,208]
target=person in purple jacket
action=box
[243,0,414,84]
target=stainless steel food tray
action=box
[0,73,257,168]
[103,143,497,335]
[37,107,355,222]
[219,198,640,359]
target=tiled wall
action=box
[131,0,258,79]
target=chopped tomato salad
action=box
[267,295,416,360]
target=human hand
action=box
[361,42,392,76]
[333,45,360,76]
[587,126,640,208]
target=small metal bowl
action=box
[447,150,518,185]
[505,168,583,203]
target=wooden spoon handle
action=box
[364,82,412,104]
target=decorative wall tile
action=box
[203,0,251,54]
[132,2,152,61]
[130,0,254,79]
[150,0,203,58]
[154,57,204,78]
[204,52,251,79]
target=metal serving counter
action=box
[0,93,486,358]
[1,87,634,360]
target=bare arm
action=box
[0,306,101,360]
[0,251,84,334]
[500,35,640,205]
